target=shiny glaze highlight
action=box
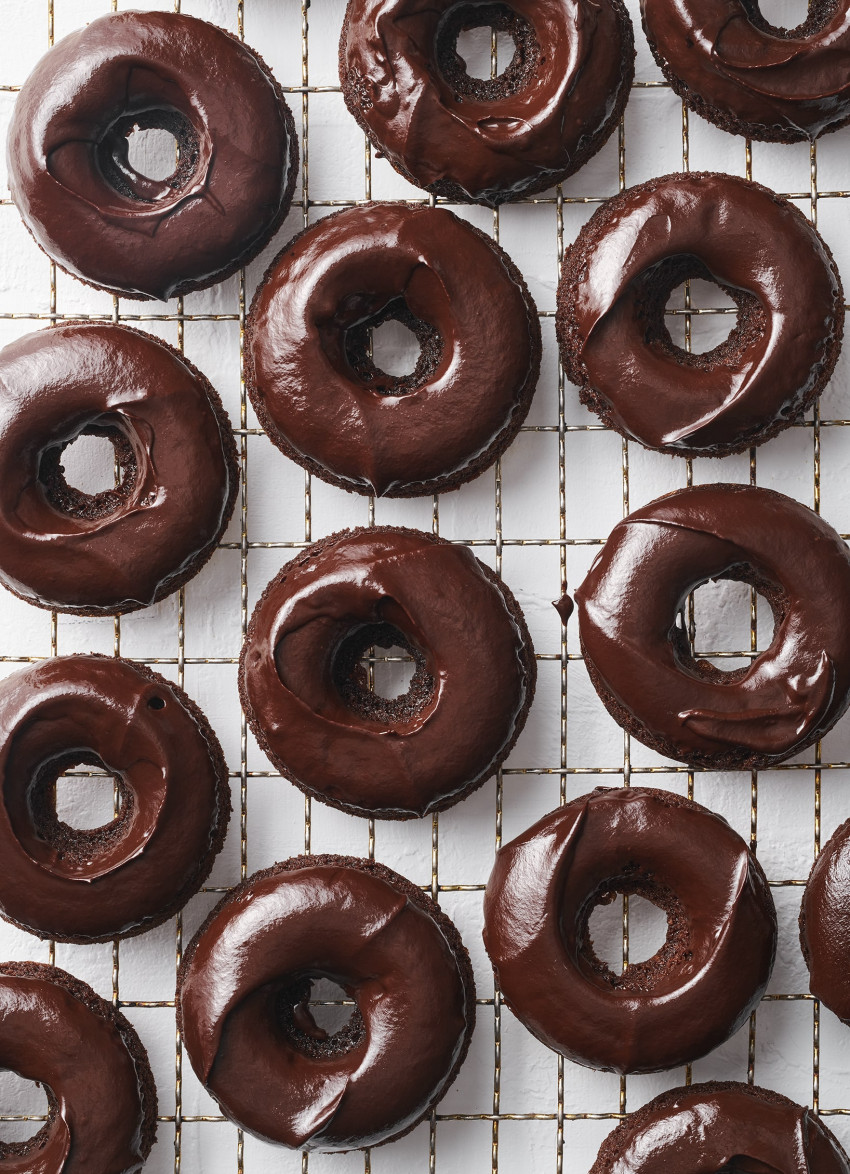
[339,0,634,205]
[574,484,850,768]
[0,655,230,943]
[0,323,237,615]
[7,10,297,300]
[178,857,475,1151]
[248,203,541,497]
[483,788,776,1073]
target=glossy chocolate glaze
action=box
[483,788,776,1073]
[240,527,535,819]
[574,484,850,768]
[178,856,476,1151]
[0,655,230,943]
[7,10,297,300]
[0,961,156,1173]
[641,0,850,142]
[0,323,238,615]
[339,0,634,205]
[801,818,850,1023]
[554,593,574,624]
[247,203,541,497]
[556,172,843,456]
[592,1081,849,1172]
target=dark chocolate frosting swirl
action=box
[247,203,541,498]
[240,527,535,819]
[178,856,476,1151]
[591,1081,850,1173]
[483,788,776,1073]
[641,0,850,142]
[0,323,238,615]
[574,484,850,768]
[556,172,843,456]
[0,962,156,1174]
[7,9,297,299]
[339,0,634,205]
[0,654,230,943]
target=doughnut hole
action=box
[345,298,443,397]
[28,752,132,865]
[0,1070,51,1146]
[454,26,517,79]
[579,872,684,993]
[672,567,789,684]
[587,892,670,975]
[370,319,422,380]
[97,108,200,202]
[686,578,757,676]
[55,432,120,495]
[334,622,434,723]
[436,2,541,101]
[664,277,740,355]
[55,769,120,831]
[639,256,762,369]
[278,975,364,1059]
[746,0,822,37]
[38,421,138,521]
[363,640,417,701]
[126,126,180,182]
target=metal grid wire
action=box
[1,0,849,1170]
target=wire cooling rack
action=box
[3,0,850,1170]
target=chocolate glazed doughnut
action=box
[573,484,850,769]
[556,172,843,457]
[177,856,476,1151]
[590,1082,850,1173]
[800,818,850,1023]
[0,655,230,944]
[0,961,157,1173]
[0,323,238,615]
[7,10,298,300]
[483,788,777,1073]
[339,0,634,205]
[247,204,541,497]
[240,527,536,819]
[641,0,850,143]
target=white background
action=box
[2,0,850,1170]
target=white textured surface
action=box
[1,0,850,1170]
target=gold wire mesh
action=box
[0,0,847,1171]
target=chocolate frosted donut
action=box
[556,172,843,456]
[591,1082,850,1173]
[248,203,541,497]
[800,819,850,1022]
[0,323,238,615]
[483,788,776,1073]
[0,654,230,944]
[7,10,297,300]
[178,855,476,1151]
[240,526,535,818]
[641,0,850,143]
[339,0,634,205]
[573,484,850,769]
[0,961,157,1173]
